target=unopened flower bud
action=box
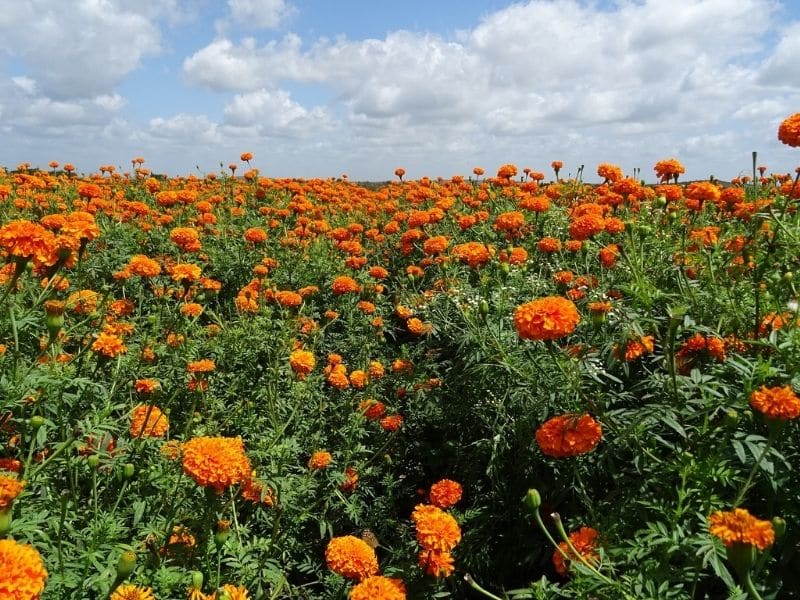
[116,550,137,579]
[523,489,542,514]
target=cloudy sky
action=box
[0,0,799,181]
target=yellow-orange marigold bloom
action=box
[182,437,251,493]
[418,550,455,578]
[380,414,404,431]
[654,158,685,182]
[368,266,388,279]
[0,475,24,510]
[597,163,622,183]
[130,405,169,438]
[332,275,361,295]
[422,236,449,256]
[126,255,161,277]
[187,359,215,374]
[92,332,127,358]
[325,535,380,581]
[349,369,369,389]
[616,335,655,361]
[452,242,491,268]
[368,361,385,379]
[749,385,800,420]
[429,479,462,509]
[407,317,431,336]
[709,508,775,550]
[0,538,48,600]
[569,214,605,241]
[778,113,800,147]
[275,290,303,308]
[308,450,333,470]
[110,584,155,600]
[134,379,159,394]
[536,414,602,458]
[350,575,406,599]
[552,527,599,576]
[359,399,386,420]
[514,297,580,341]
[180,303,203,318]
[172,263,202,283]
[289,350,315,378]
[241,474,275,506]
[411,504,462,552]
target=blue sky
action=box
[1,0,799,180]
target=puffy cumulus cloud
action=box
[223,88,336,137]
[179,0,800,179]
[147,113,222,145]
[0,0,162,99]
[226,0,296,30]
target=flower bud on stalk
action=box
[116,550,137,579]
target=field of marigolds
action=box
[1,114,800,600]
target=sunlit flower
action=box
[182,437,251,493]
[749,385,800,420]
[536,414,602,458]
[325,535,379,581]
[0,538,48,600]
[709,508,774,550]
[349,575,406,599]
[514,297,580,341]
[411,504,461,552]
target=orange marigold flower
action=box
[275,290,303,308]
[0,458,22,473]
[241,473,275,506]
[308,450,332,470]
[110,584,155,600]
[130,405,169,438]
[180,302,203,318]
[422,236,449,256]
[332,275,361,295]
[552,527,600,576]
[0,538,48,600]
[359,399,386,420]
[368,266,389,279]
[419,550,455,578]
[170,227,202,252]
[494,211,526,233]
[514,297,580,341]
[452,241,491,268]
[411,504,461,552]
[340,466,359,493]
[654,158,685,183]
[569,214,605,241]
[172,263,202,283]
[597,163,622,183]
[368,361,385,379]
[709,508,775,550]
[325,535,379,581]
[289,350,315,378]
[0,475,24,510]
[92,332,127,358]
[380,414,404,432]
[350,575,406,600]
[615,335,654,361]
[349,370,369,389]
[429,479,462,509]
[187,359,215,374]
[535,414,602,458]
[749,385,800,420]
[126,255,161,278]
[407,317,431,336]
[537,237,561,253]
[182,437,251,493]
[326,364,350,389]
[778,113,800,147]
[66,289,99,314]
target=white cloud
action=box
[223,88,336,137]
[0,0,161,99]
[226,0,295,30]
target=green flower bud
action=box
[723,409,740,428]
[87,454,100,469]
[190,571,204,590]
[0,510,12,536]
[123,463,135,479]
[116,550,137,579]
[29,415,45,429]
[772,517,786,540]
[523,489,542,515]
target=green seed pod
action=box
[522,489,542,515]
[123,463,135,479]
[478,300,490,316]
[29,415,45,429]
[190,571,204,590]
[0,510,12,536]
[772,516,786,540]
[499,262,510,275]
[116,550,137,579]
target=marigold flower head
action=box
[418,550,455,578]
[709,508,775,550]
[130,405,169,438]
[92,332,127,358]
[289,349,315,378]
[331,275,361,295]
[308,450,333,470]
[325,535,380,581]
[182,437,251,493]
[349,575,406,599]
[536,413,602,458]
[429,479,462,509]
[411,504,462,552]
[241,473,275,506]
[126,255,161,278]
[187,359,215,374]
[0,475,24,510]
[380,414,404,431]
[172,263,202,283]
[359,399,386,420]
[134,379,159,395]
[552,527,599,576]
[452,241,491,268]
[749,385,800,420]
[654,158,685,182]
[569,214,605,241]
[514,296,580,341]
[275,290,303,308]
[110,584,155,600]
[778,113,800,147]
[0,538,48,600]
[537,237,561,253]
